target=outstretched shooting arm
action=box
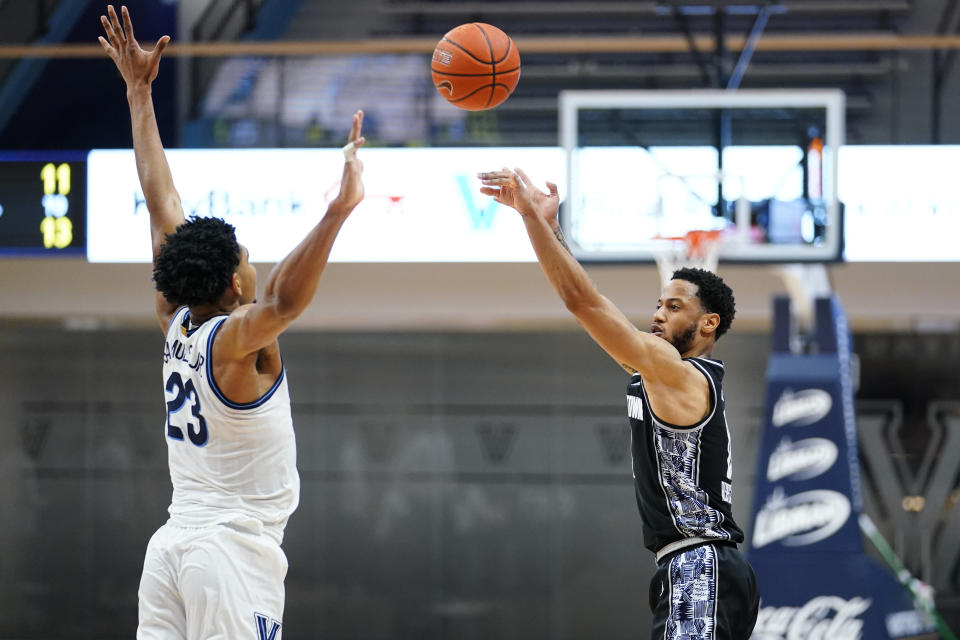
[478,168,710,425]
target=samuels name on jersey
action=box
[164,335,205,371]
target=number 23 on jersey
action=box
[165,371,209,446]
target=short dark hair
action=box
[671,267,736,339]
[153,217,240,307]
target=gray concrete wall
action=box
[0,327,768,639]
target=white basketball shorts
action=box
[137,520,287,640]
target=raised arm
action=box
[215,112,366,357]
[478,168,694,388]
[99,5,182,328]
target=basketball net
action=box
[653,230,724,288]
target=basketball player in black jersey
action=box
[478,168,759,640]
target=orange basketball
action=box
[431,23,521,111]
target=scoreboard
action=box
[0,152,86,256]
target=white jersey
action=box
[161,306,299,543]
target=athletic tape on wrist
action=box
[342,142,357,162]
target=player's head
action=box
[651,267,736,355]
[153,217,256,308]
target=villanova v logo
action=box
[21,417,52,460]
[255,612,281,640]
[477,421,517,465]
[456,174,498,230]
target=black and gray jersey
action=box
[626,357,744,554]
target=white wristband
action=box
[342,141,358,162]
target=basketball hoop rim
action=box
[653,229,724,284]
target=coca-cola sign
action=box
[772,389,832,428]
[752,595,872,640]
[753,488,851,548]
[766,437,839,482]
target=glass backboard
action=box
[559,89,845,263]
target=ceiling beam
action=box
[378,1,912,16]
[6,32,960,58]
[520,61,892,79]
[670,4,714,85]
[726,3,775,89]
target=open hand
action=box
[98,5,169,90]
[478,168,560,225]
[332,110,366,212]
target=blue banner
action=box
[748,296,937,639]
[750,555,936,640]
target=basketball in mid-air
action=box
[431,23,521,111]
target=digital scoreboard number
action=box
[0,152,86,256]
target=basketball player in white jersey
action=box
[478,168,759,639]
[99,6,365,637]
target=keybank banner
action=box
[86,147,565,263]
[86,145,960,262]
